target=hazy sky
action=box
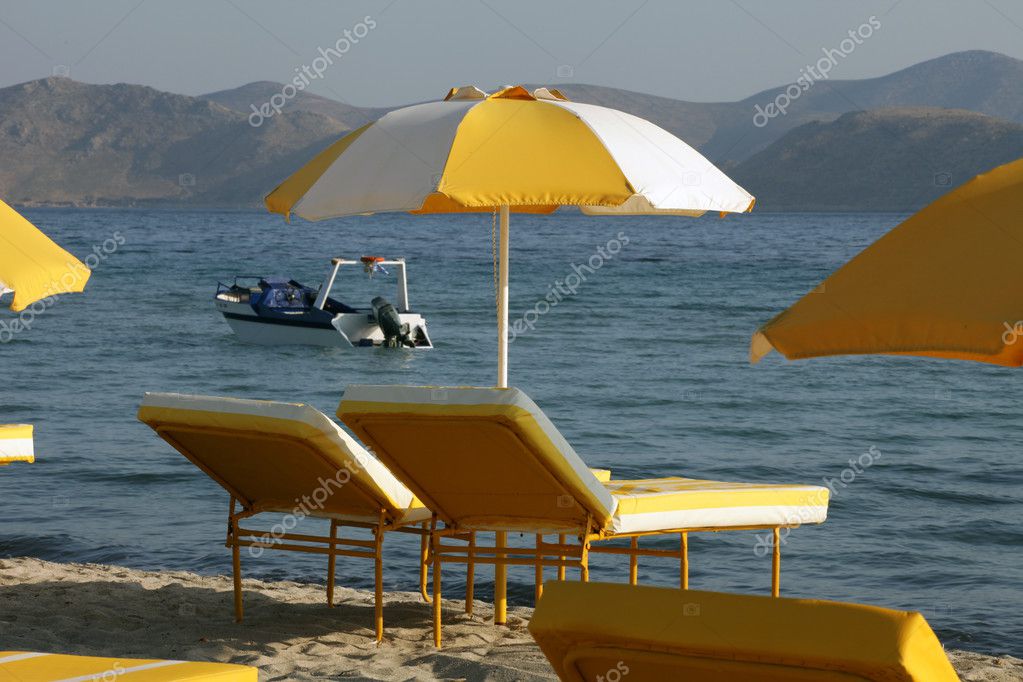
[0,0,1021,106]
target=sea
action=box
[1,208,1020,654]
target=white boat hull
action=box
[215,300,431,348]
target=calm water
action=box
[1,208,1020,654]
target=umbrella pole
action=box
[495,204,510,626]
[497,205,510,389]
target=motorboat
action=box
[214,256,432,348]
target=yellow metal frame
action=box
[225,497,440,643]
[427,519,789,647]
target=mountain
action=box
[730,108,1023,211]
[547,51,1023,164]
[700,50,1023,162]
[200,81,390,130]
[206,50,1023,165]
[2,50,1023,209]
[0,77,346,206]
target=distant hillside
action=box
[0,77,346,206]
[730,108,1023,211]
[2,50,1023,210]
[200,81,390,131]
[546,50,1023,163]
[207,51,1023,165]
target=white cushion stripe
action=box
[54,659,185,682]
[0,437,34,459]
[611,504,830,534]
[0,652,48,664]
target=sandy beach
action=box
[0,557,1019,681]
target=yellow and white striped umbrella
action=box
[267,85,753,220]
[0,424,34,465]
[266,85,754,386]
[0,198,90,312]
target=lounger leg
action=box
[680,532,689,590]
[535,534,544,601]
[629,537,639,585]
[374,524,384,642]
[228,498,244,623]
[465,531,475,615]
[494,531,507,625]
[772,527,781,597]
[419,522,431,602]
[231,539,243,623]
[580,540,590,583]
[557,534,566,581]
[326,520,338,608]
[432,532,442,648]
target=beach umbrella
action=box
[750,157,1023,366]
[0,198,90,312]
[266,85,754,387]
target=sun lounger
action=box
[137,392,435,642]
[0,424,34,465]
[529,582,960,681]
[337,385,830,646]
[0,651,256,681]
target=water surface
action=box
[1,208,1019,654]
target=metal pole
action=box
[494,205,511,624]
[497,205,510,388]
[494,531,507,624]
[314,258,343,310]
[394,259,410,312]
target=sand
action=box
[1,557,1020,681]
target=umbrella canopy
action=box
[267,85,754,221]
[0,199,90,312]
[751,157,1023,366]
[267,85,754,386]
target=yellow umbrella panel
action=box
[752,157,1023,367]
[0,199,90,312]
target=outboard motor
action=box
[371,296,414,347]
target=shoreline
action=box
[1,557,1020,681]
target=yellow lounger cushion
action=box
[0,424,34,465]
[138,392,427,524]
[608,477,828,533]
[339,385,616,532]
[528,582,960,682]
[0,651,256,681]
[339,385,828,534]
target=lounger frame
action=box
[427,518,789,647]
[147,420,438,642]
[226,499,434,642]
